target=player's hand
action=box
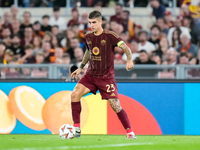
[71,68,82,79]
[126,60,134,71]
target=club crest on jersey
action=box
[92,47,100,55]
[101,40,106,46]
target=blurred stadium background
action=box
[0,0,200,137]
[0,0,200,80]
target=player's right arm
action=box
[71,49,90,79]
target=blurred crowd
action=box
[0,0,200,78]
[0,0,182,8]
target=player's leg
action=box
[71,83,90,137]
[95,78,136,139]
[108,98,136,139]
[71,83,90,123]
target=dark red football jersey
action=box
[84,29,123,79]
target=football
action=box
[59,124,75,139]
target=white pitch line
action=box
[3,142,153,150]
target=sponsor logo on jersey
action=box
[110,93,116,96]
[91,56,101,61]
[88,41,92,45]
[101,40,106,46]
[92,47,100,55]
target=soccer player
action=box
[71,10,136,139]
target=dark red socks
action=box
[71,101,81,127]
[117,109,133,133]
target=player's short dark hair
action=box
[89,11,102,20]
[42,15,49,19]
[53,6,60,12]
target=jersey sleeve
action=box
[109,31,124,47]
[84,37,90,50]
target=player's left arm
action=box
[118,42,134,71]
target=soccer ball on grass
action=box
[59,124,75,139]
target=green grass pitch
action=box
[0,135,200,150]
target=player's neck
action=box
[94,28,103,36]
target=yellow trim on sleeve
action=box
[117,41,124,47]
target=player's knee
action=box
[71,91,80,102]
[109,99,122,113]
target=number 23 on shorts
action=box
[106,84,115,93]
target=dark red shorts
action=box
[78,74,118,100]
